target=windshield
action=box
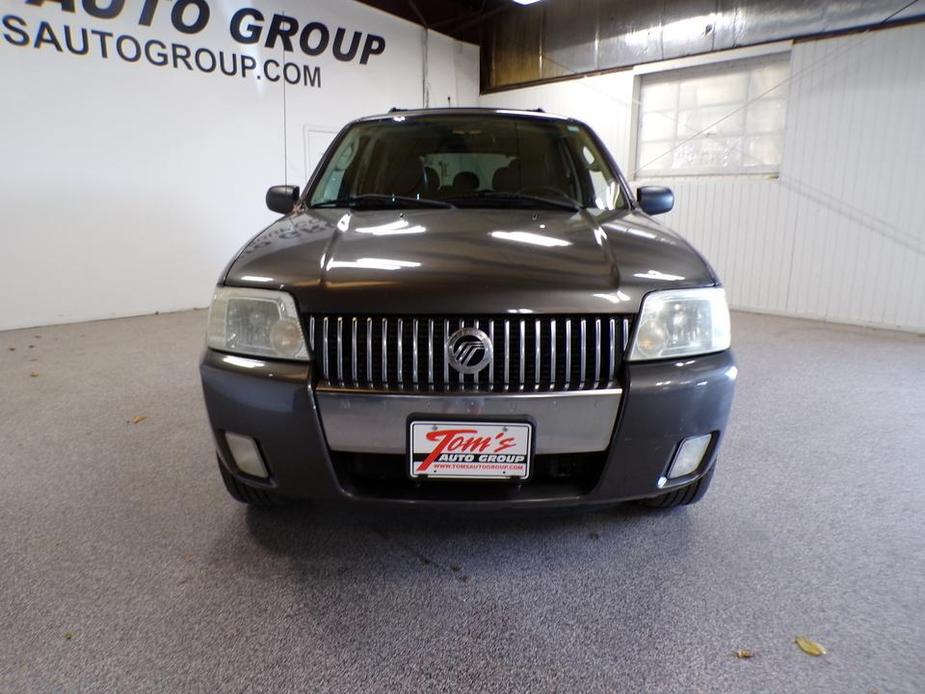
[308,114,626,211]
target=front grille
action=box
[307,314,631,392]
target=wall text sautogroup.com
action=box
[1,1,389,88]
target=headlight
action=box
[206,287,309,361]
[627,287,730,361]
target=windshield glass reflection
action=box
[309,114,626,212]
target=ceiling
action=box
[356,0,510,43]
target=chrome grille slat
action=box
[397,318,404,387]
[594,318,601,386]
[336,317,343,384]
[381,318,388,386]
[366,318,372,388]
[351,317,358,386]
[322,317,329,378]
[503,320,510,390]
[550,319,556,386]
[488,321,495,387]
[564,319,572,389]
[519,320,525,391]
[443,319,449,390]
[458,319,465,387]
[427,319,434,390]
[579,318,587,389]
[310,313,627,392]
[475,319,481,390]
[412,319,419,387]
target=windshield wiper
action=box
[311,194,455,209]
[445,191,582,212]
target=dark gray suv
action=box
[200,108,735,510]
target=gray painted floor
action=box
[1,310,923,693]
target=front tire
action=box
[638,467,714,508]
[217,458,287,507]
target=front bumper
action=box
[199,350,736,508]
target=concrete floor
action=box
[1,310,923,693]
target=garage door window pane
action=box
[678,72,748,109]
[639,111,677,142]
[746,99,787,135]
[678,106,745,137]
[636,53,790,177]
[748,61,790,99]
[674,137,743,170]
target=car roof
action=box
[354,107,573,124]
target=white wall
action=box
[289,27,479,184]
[0,0,478,330]
[424,29,480,112]
[481,23,925,332]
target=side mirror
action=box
[266,185,300,214]
[637,186,674,216]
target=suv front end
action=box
[199,109,736,510]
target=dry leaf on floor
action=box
[129,415,148,424]
[64,631,75,640]
[30,372,39,378]
[795,636,826,656]
[734,649,754,659]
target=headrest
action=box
[492,159,521,192]
[389,159,424,196]
[453,171,479,192]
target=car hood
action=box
[225,207,716,314]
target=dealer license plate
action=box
[408,420,533,480]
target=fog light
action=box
[224,432,268,478]
[667,434,712,479]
